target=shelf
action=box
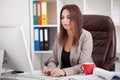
[31,0,58,54]
[34,50,53,54]
[33,24,57,27]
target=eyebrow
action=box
[61,15,70,17]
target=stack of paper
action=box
[93,67,120,80]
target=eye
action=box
[67,15,71,19]
[61,16,64,19]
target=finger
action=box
[51,71,60,77]
[43,69,51,74]
[42,69,46,74]
[51,69,61,77]
[52,69,65,77]
[50,68,59,75]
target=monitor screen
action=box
[0,26,34,73]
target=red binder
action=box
[37,1,42,25]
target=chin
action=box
[64,27,70,30]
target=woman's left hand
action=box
[50,68,65,77]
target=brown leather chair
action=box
[83,15,117,71]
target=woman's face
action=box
[61,9,71,30]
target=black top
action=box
[61,47,71,69]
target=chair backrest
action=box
[83,15,116,71]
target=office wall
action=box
[63,0,120,56]
[0,0,30,49]
[115,26,120,54]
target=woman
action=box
[42,4,94,77]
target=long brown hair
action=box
[59,4,83,46]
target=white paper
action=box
[93,67,120,80]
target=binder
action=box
[36,1,42,25]
[39,28,44,50]
[41,1,47,25]
[33,1,37,25]
[43,28,49,50]
[34,27,40,51]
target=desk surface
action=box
[1,75,105,80]
[1,68,120,80]
[1,73,105,80]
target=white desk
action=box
[15,68,120,80]
[2,68,120,80]
[1,75,105,80]
[1,71,105,80]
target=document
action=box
[60,75,103,80]
[93,67,120,80]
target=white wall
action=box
[115,26,120,54]
[0,0,30,49]
[63,0,84,13]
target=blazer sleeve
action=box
[63,31,94,76]
[44,34,59,69]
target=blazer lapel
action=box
[70,46,76,66]
[57,45,63,68]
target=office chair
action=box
[83,15,117,71]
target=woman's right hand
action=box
[42,68,53,75]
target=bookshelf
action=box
[30,0,58,52]
[30,0,120,69]
[29,0,58,69]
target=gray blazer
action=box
[45,29,94,76]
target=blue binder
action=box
[34,27,40,51]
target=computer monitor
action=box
[0,26,34,73]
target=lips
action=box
[63,24,69,28]
[63,24,67,26]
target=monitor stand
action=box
[0,49,4,77]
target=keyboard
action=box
[0,78,18,80]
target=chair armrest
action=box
[102,57,118,71]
